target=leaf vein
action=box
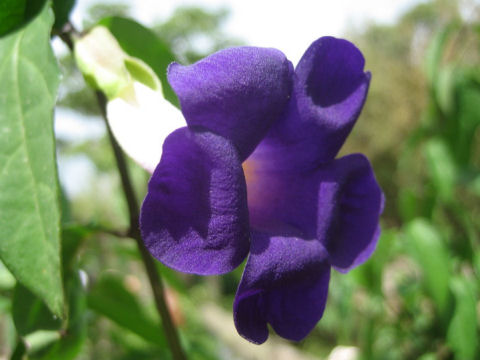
[19,55,55,101]
[12,30,50,249]
[0,144,23,177]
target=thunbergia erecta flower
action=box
[140,37,384,344]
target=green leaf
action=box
[398,188,420,222]
[124,57,159,91]
[0,0,47,37]
[13,225,89,337]
[87,275,167,346]
[28,227,90,359]
[406,219,452,318]
[24,330,61,354]
[425,25,454,88]
[456,86,480,165]
[0,259,15,290]
[435,65,456,116]
[24,223,90,359]
[423,138,456,202]
[32,271,87,360]
[74,26,162,101]
[98,16,178,106]
[61,225,91,275]
[74,26,136,99]
[474,250,480,279]
[10,339,27,360]
[0,0,27,36]
[13,226,89,359]
[52,0,75,30]
[350,229,397,294]
[447,277,478,359]
[0,1,64,317]
[417,354,437,360]
[24,226,90,359]
[12,284,62,336]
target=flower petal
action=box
[167,47,293,160]
[244,145,383,273]
[261,37,370,169]
[140,127,250,275]
[243,152,318,238]
[233,232,330,344]
[107,82,185,173]
[316,154,384,272]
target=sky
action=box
[70,0,424,64]
[58,0,427,196]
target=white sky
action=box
[71,0,425,64]
[59,0,427,196]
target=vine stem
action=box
[95,92,187,360]
[57,24,187,360]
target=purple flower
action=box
[140,37,384,344]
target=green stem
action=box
[56,26,186,359]
[95,91,187,360]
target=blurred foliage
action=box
[52,0,75,30]
[343,0,467,225]
[57,2,243,114]
[1,0,479,359]
[153,6,243,63]
[330,1,480,359]
[98,16,179,105]
[0,0,64,319]
[83,2,130,29]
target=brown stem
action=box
[54,21,80,51]
[95,92,187,360]
[56,25,187,359]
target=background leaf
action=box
[12,284,62,336]
[455,85,480,165]
[87,275,167,346]
[10,339,27,360]
[425,25,453,89]
[32,272,87,360]
[406,219,452,318]
[26,226,91,360]
[423,138,456,202]
[435,65,456,116]
[447,277,478,359]
[0,1,64,317]
[98,16,178,106]
[0,0,27,36]
[0,0,47,37]
[52,0,75,30]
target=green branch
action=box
[58,24,187,360]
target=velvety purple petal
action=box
[261,37,371,169]
[316,154,384,272]
[233,232,330,344]
[167,47,293,160]
[243,152,318,238]
[140,127,250,275]
[244,143,383,273]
